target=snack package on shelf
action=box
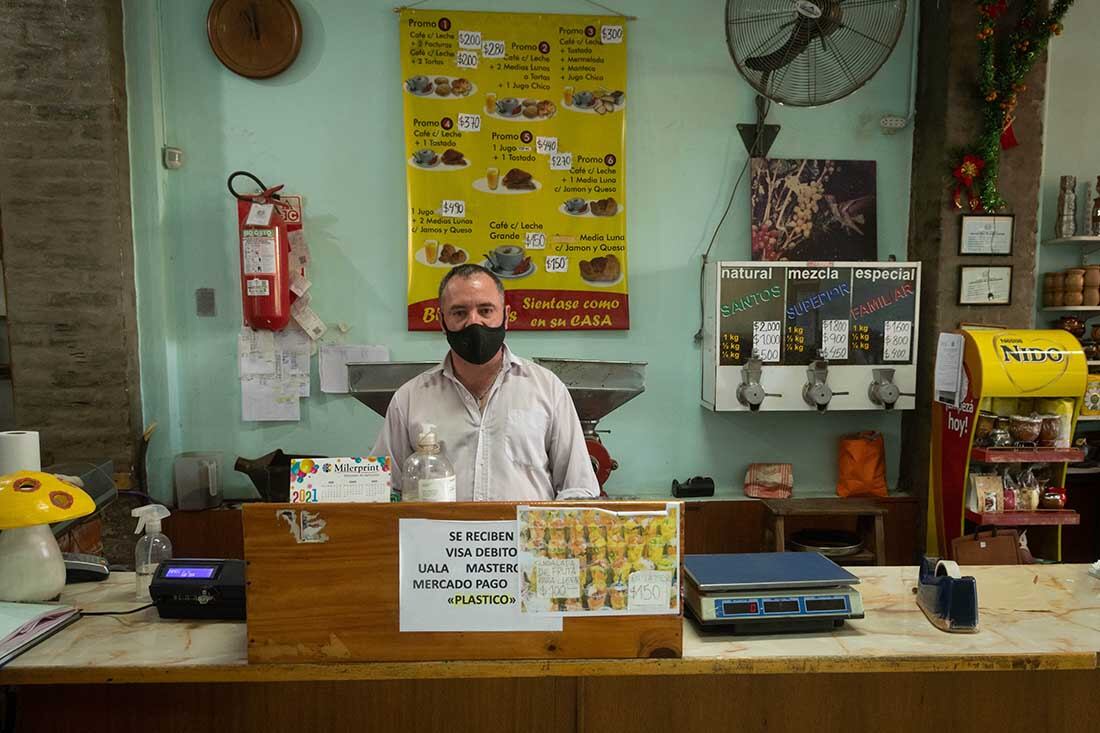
[968,473,1004,513]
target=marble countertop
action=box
[3,565,1098,684]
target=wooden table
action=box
[3,567,1100,732]
[762,497,888,565]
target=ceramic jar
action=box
[1057,315,1087,338]
[1065,290,1085,306]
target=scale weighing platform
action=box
[684,552,864,634]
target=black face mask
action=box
[444,321,506,365]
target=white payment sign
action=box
[822,319,849,361]
[752,320,781,363]
[399,519,561,632]
[525,231,547,250]
[884,320,913,362]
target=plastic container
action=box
[402,423,456,502]
[132,504,173,601]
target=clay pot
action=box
[1051,272,1066,291]
[1087,265,1100,288]
[1066,268,1086,292]
[1086,288,1100,306]
[1092,324,1100,341]
[1057,315,1087,337]
[1065,291,1085,306]
[1009,414,1042,444]
[1044,272,1059,290]
[1043,290,1055,307]
[1052,290,1066,306]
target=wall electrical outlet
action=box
[879,115,909,133]
[162,146,184,169]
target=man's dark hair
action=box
[437,263,506,306]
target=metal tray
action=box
[787,529,863,557]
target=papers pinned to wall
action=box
[240,324,314,421]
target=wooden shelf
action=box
[1088,361,1100,366]
[1044,236,1100,245]
[971,447,1086,463]
[965,509,1079,526]
[1066,466,1100,475]
[1078,415,1100,422]
[1042,306,1100,312]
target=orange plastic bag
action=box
[836,431,887,498]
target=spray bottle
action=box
[132,504,173,601]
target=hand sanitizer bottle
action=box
[132,504,173,601]
[402,423,456,502]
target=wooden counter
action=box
[4,566,1100,732]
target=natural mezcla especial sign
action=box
[398,519,561,632]
[400,9,628,331]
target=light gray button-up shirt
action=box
[370,345,600,501]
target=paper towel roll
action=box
[0,431,41,473]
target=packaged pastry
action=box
[968,473,1003,513]
[609,583,627,610]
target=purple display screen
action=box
[164,566,216,579]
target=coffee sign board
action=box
[703,261,922,411]
[400,9,629,331]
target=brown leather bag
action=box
[951,526,1024,565]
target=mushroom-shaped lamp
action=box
[0,471,95,601]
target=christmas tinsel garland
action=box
[954,0,1074,211]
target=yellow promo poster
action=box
[400,9,628,331]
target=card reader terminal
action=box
[149,559,246,620]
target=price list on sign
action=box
[753,321,781,363]
[822,320,849,361]
[850,324,872,353]
[883,320,913,362]
[400,8,630,332]
[785,325,806,357]
[720,333,742,365]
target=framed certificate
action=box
[959,214,1014,255]
[958,265,1013,305]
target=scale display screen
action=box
[763,599,800,614]
[721,600,759,616]
[806,598,848,612]
[163,566,217,579]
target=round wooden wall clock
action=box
[207,0,303,79]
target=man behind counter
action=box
[371,264,599,501]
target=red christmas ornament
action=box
[953,155,986,187]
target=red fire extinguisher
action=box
[228,170,293,331]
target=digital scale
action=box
[149,559,246,620]
[684,552,864,634]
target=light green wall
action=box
[125,0,917,501]
[1038,2,1100,319]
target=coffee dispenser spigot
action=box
[868,368,913,410]
[802,352,848,412]
[737,352,781,412]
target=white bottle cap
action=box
[418,423,438,449]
